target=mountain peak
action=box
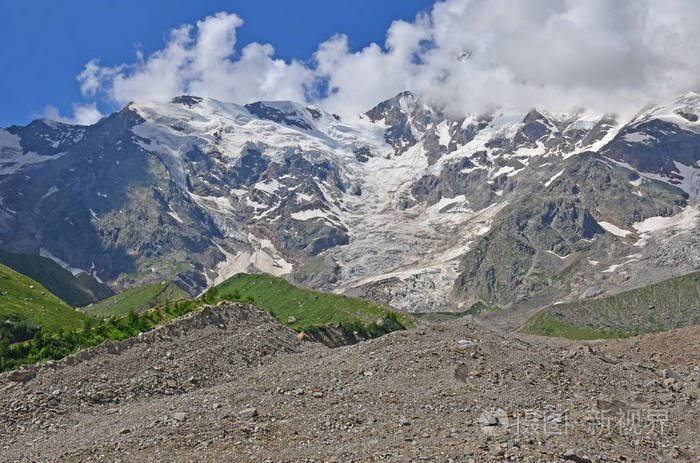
[244,101,316,131]
[365,91,418,122]
[170,95,204,107]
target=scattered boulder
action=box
[562,451,592,463]
[7,369,35,383]
[477,408,507,427]
[452,339,474,353]
[660,369,681,381]
[476,413,498,427]
[237,407,258,419]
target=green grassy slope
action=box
[210,273,413,332]
[521,272,700,340]
[0,263,92,339]
[413,301,502,321]
[81,281,188,316]
[2,273,412,372]
[0,250,113,307]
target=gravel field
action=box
[1,302,698,462]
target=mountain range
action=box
[1,91,698,314]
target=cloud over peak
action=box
[77,12,313,110]
[74,1,700,119]
[42,103,103,126]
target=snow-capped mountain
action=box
[0,91,698,311]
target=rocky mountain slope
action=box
[522,272,700,339]
[0,301,698,461]
[1,92,698,312]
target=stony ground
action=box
[1,302,698,462]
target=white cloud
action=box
[42,103,103,126]
[313,14,432,116]
[78,12,313,107]
[313,0,700,117]
[76,59,122,97]
[75,1,700,118]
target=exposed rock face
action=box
[364,91,437,156]
[0,91,698,310]
[452,153,693,308]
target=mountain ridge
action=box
[0,91,697,314]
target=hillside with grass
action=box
[0,250,113,307]
[413,301,502,321]
[0,263,93,342]
[81,282,188,316]
[521,271,700,340]
[208,273,412,335]
[1,273,411,372]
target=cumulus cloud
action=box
[314,0,700,116]
[313,14,433,116]
[78,12,313,107]
[42,103,103,126]
[76,1,700,117]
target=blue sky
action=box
[0,0,433,127]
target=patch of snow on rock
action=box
[544,169,565,187]
[623,132,655,144]
[41,186,60,199]
[254,179,281,195]
[291,209,330,221]
[633,205,699,234]
[597,221,632,237]
[39,248,87,276]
